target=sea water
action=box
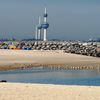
[0,67,100,86]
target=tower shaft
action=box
[44,29,47,41]
[44,16,47,22]
[38,29,41,40]
[35,26,38,40]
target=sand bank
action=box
[0,49,100,70]
[0,83,100,100]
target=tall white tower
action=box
[37,16,42,40]
[42,8,49,41]
[35,25,38,40]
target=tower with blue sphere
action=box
[35,8,49,41]
[42,8,49,41]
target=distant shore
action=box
[0,49,100,71]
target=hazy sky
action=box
[0,0,100,40]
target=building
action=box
[35,8,49,41]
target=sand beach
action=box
[0,83,100,100]
[0,50,100,100]
[0,49,100,70]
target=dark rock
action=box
[0,80,7,82]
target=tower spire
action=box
[35,25,38,40]
[45,7,47,14]
[39,16,41,24]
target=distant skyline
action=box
[0,0,100,40]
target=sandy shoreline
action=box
[0,83,99,100]
[0,49,100,70]
[0,50,100,100]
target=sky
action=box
[0,0,100,40]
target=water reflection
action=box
[0,67,100,86]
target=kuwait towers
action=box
[35,8,49,41]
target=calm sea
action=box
[0,67,100,86]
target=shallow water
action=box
[0,67,100,86]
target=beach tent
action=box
[1,45,8,49]
[27,48,32,50]
[8,45,16,49]
[23,47,32,50]
[23,47,27,50]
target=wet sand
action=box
[0,49,100,70]
[0,83,100,100]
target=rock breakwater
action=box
[0,41,100,57]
